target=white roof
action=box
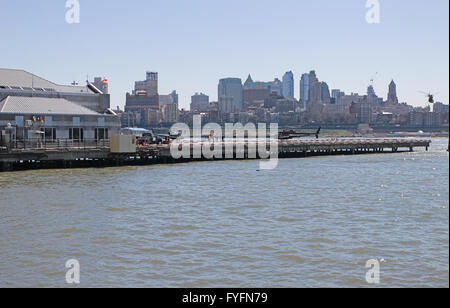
[0,68,93,94]
[0,96,101,115]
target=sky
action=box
[0,0,448,110]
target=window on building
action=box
[41,128,57,141]
[95,128,109,140]
[69,128,84,142]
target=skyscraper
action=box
[321,82,331,104]
[218,78,243,111]
[300,73,310,105]
[282,71,294,99]
[387,80,399,104]
[308,70,322,106]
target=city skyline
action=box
[1,0,448,109]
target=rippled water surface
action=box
[1,139,448,287]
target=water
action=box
[0,139,448,288]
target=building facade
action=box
[282,71,294,99]
[218,78,243,112]
[387,80,399,104]
[191,93,210,113]
[125,71,161,127]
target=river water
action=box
[0,138,448,288]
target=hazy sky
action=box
[1,0,448,109]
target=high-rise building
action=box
[308,70,322,106]
[321,82,331,104]
[282,71,294,99]
[300,73,310,106]
[218,78,243,111]
[387,80,399,104]
[191,93,209,112]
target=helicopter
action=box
[419,91,438,104]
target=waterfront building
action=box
[0,68,111,113]
[0,96,120,145]
[0,68,119,145]
[218,78,243,111]
[282,71,294,99]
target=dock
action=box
[0,138,431,172]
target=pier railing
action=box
[2,138,110,152]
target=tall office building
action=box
[300,73,310,105]
[321,82,331,104]
[282,71,294,99]
[308,70,322,106]
[218,78,243,111]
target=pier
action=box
[0,138,431,172]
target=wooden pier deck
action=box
[0,138,431,172]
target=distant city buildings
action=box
[117,69,448,129]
